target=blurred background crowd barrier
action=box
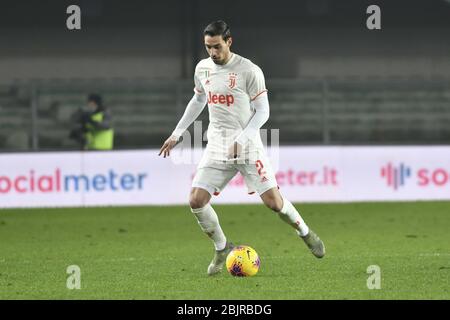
[0,78,449,151]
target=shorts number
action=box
[256,160,266,176]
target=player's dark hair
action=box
[203,20,231,41]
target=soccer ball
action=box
[226,245,260,277]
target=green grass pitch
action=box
[0,201,449,299]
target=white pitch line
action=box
[419,253,450,257]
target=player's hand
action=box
[158,135,179,158]
[227,142,242,160]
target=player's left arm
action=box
[235,92,269,145]
[228,66,269,159]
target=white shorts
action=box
[192,153,278,196]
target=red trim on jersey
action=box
[213,191,220,196]
[250,90,268,101]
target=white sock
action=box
[279,197,310,237]
[191,203,227,251]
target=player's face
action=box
[204,35,232,65]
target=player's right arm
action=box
[159,71,206,158]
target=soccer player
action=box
[159,20,325,275]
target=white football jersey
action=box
[194,53,268,162]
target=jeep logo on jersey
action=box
[207,92,235,107]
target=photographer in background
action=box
[69,93,114,150]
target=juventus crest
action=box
[228,73,237,89]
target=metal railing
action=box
[0,78,449,152]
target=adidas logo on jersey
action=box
[207,92,235,107]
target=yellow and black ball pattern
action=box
[226,245,260,277]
